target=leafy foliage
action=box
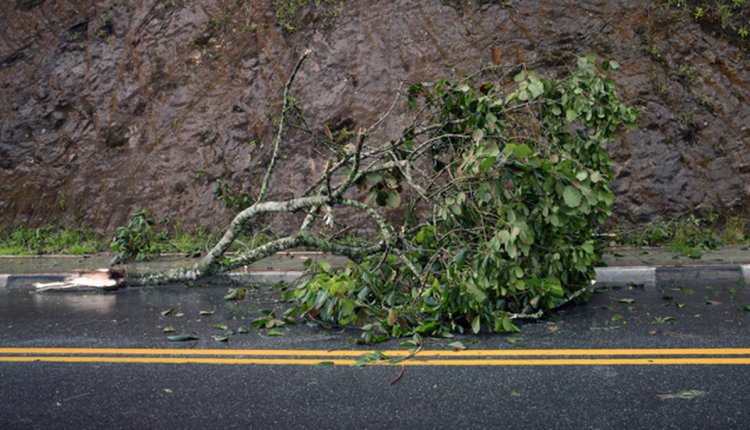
[607,213,745,258]
[213,179,256,213]
[111,210,167,264]
[0,226,104,255]
[665,0,750,46]
[286,55,638,340]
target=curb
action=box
[2,265,749,291]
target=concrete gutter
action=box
[594,266,656,288]
[1,247,749,290]
[2,265,749,291]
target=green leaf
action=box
[366,172,383,186]
[471,315,481,334]
[167,334,199,342]
[237,326,250,334]
[652,316,676,325]
[454,249,468,271]
[565,109,577,121]
[472,128,485,143]
[386,192,401,208]
[741,305,750,312]
[479,156,497,171]
[618,298,635,304]
[212,335,229,342]
[528,81,544,99]
[317,361,335,367]
[267,329,285,336]
[447,341,467,351]
[658,390,707,400]
[563,186,582,208]
[513,144,533,158]
[214,323,228,331]
[576,171,588,181]
[224,288,247,301]
[162,326,175,334]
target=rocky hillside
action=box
[1,0,749,232]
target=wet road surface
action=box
[1,275,749,429]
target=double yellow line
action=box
[1,348,750,366]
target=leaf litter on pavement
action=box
[658,390,708,400]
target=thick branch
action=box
[197,195,329,275]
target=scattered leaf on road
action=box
[174,313,184,318]
[511,391,522,397]
[447,341,466,351]
[161,308,174,317]
[212,335,229,342]
[317,361,335,367]
[741,305,750,312]
[214,323,228,331]
[163,388,173,394]
[199,310,215,316]
[167,334,198,342]
[618,298,635,304]
[705,300,721,305]
[162,326,175,334]
[224,288,247,301]
[237,326,250,334]
[652,316,676,325]
[267,329,284,336]
[504,336,526,347]
[658,390,707,400]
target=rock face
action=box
[1,0,749,232]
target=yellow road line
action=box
[1,356,750,366]
[1,347,750,357]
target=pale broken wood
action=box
[34,268,125,292]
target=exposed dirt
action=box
[1,0,749,233]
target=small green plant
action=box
[272,0,344,32]
[676,64,698,84]
[722,216,747,243]
[213,180,256,213]
[111,210,167,264]
[0,226,104,255]
[668,216,723,258]
[607,213,745,257]
[95,7,115,39]
[665,0,750,46]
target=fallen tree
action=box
[41,50,637,337]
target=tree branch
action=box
[258,48,313,203]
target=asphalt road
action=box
[1,275,749,429]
